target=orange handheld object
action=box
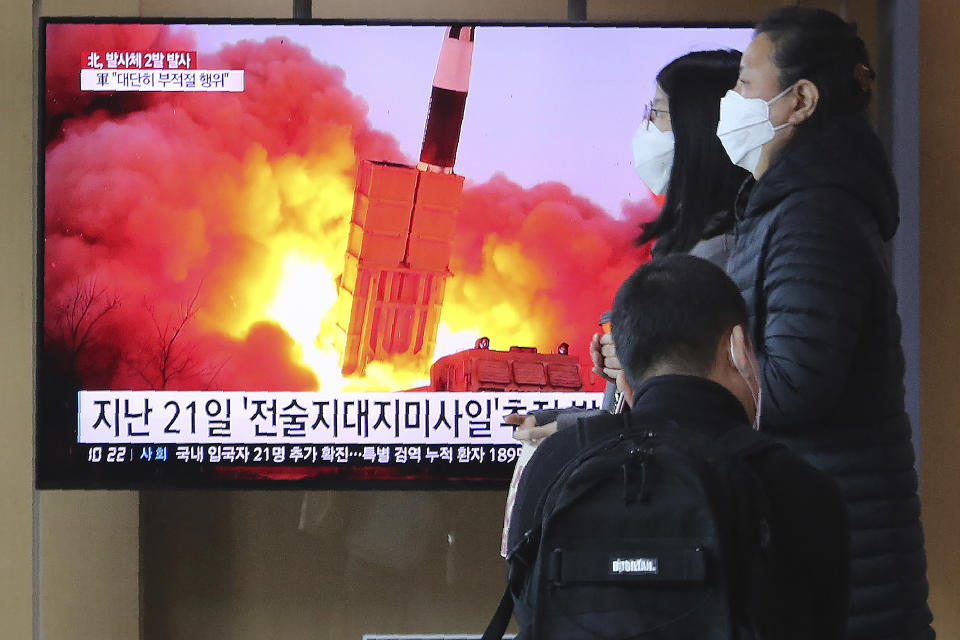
[598,310,624,413]
[599,310,612,335]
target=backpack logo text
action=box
[610,557,659,575]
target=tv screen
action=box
[38,19,752,488]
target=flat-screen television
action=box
[38,19,753,488]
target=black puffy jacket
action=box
[726,115,933,640]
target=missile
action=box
[418,25,475,174]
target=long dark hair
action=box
[635,50,748,254]
[756,7,874,131]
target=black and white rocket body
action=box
[418,25,475,174]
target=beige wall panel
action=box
[311,0,567,21]
[40,0,140,16]
[919,1,960,637]
[140,0,292,18]
[39,492,141,640]
[31,4,146,640]
[0,0,38,638]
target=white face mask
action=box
[631,123,674,196]
[730,332,763,430]
[716,85,794,175]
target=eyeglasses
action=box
[642,101,670,129]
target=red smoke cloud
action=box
[443,176,656,391]
[44,24,405,391]
[42,24,659,393]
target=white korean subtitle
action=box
[79,69,244,92]
[78,391,603,445]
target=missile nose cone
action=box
[434,25,475,92]
[419,25,475,172]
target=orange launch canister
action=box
[335,161,461,376]
[335,26,474,377]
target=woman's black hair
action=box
[634,50,749,254]
[756,7,874,127]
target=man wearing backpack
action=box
[492,255,849,640]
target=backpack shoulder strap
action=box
[481,584,514,640]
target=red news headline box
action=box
[84,50,198,70]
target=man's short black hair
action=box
[611,254,749,391]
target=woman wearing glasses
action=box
[586,49,751,388]
[514,50,748,428]
[631,49,748,265]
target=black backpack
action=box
[484,411,782,640]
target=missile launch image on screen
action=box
[40,22,753,401]
[38,21,754,484]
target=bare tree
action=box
[48,276,120,367]
[130,282,227,390]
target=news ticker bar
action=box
[78,391,604,446]
[83,442,524,466]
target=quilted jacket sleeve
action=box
[756,191,871,431]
